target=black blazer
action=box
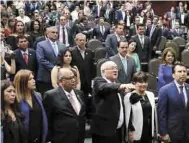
[2,114,27,143]
[43,86,86,143]
[146,25,162,47]
[14,48,37,77]
[91,77,124,136]
[93,25,110,42]
[71,46,95,90]
[131,35,152,63]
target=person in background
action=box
[1,80,26,143]
[124,71,156,143]
[28,20,42,46]
[127,39,141,72]
[6,20,32,50]
[157,47,176,91]
[0,27,16,80]
[51,48,81,89]
[4,16,16,37]
[14,70,48,143]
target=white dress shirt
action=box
[103,77,124,129]
[174,80,188,107]
[63,88,81,114]
[59,25,69,47]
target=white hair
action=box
[100,61,116,77]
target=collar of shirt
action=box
[174,80,185,92]
[103,77,114,83]
[77,46,86,52]
[118,53,127,60]
[20,48,28,55]
[49,39,58,46]
[60,25,66,29]
[62,86,75,98]
[115,33,120,41]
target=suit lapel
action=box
[57,86,77,116]
[172,82,185,108]
[73,89,85,115]
[47,40,56,57]
[18,50,26,65]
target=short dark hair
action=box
[137,23,145,29]
[132,71,148,83]
[115,23,124,29]
[172,62,187,74]
[117,38,128,47]
[16,35,28,44]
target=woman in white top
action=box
[124,71,156,143]
[51,48,81,89]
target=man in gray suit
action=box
[110,40,136,84]
[36,26,66,95]
[105,23,124,57]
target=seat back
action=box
[87,39,103,52]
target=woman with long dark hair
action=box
[1,80,26,143]
[51,48,81,89]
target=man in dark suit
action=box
[110,40,136,84]
[158,63,189,143]
[146,16,162,49]
[93,17,110,42]
[91,61,135,143]
[14,35,37,77]
[43,68,86,143]
[36,26,66,95]
[129,16,140,38]
[105,23,124,56]
[171,21,185,38]
[57,15,74,47]
[131,24,152,71]
[71,33,94,119]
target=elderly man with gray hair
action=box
[36,26,66,95]
[91,61,135,143]
[43,68,86,143]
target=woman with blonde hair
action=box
[14,69,48,143]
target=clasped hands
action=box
[119,83,135,93]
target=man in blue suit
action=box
[158,63,189,143]
[36,26,66,96]
[105,23,124,57]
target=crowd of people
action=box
[1,0,189,143]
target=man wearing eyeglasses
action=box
[43,68,86,143]
[110,40,136,84]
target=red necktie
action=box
[23,53,28,64]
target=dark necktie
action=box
[23,53,28,64]
[179,86,186,107]
[62,27,66,44]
